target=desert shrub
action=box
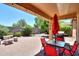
[7,32,13,35]
[13,32,21,37]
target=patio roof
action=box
[5,3,79,40]
[4,3,79,52]
[5,3,79,21]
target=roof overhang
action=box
[5,3,79,21]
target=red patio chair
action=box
[61,41,78,56]
[40,38,58,56]
[71,41,78,55]
[40,37,46,47]
[63,49,71,56]
[44,45,58,56]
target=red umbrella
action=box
[52,14,60,35]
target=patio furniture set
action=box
[40,34,79,56]
[39,14,79,56]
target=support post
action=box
[72,19,77,38]
[49,20,52,40]
[77,12,79,52]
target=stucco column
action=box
[49,20,52,40]
[77,13,79,42]
[72,19,77,38]
[77,12,79,52]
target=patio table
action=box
[47,39,65,48]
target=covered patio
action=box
[6,3,77,38]
[3,3,79,56]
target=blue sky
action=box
[0,3,36,27]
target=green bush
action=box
[60,26,72,36]
[0,30,7,35]
[7,32,13,35]
[0,35,3,39]
[0,30,7,39]
[21,26,32,36]
[13,32,21,37]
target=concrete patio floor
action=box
[0,37,42,56]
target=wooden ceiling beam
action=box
[17,3,77,20]
[58,13,77,20]
[16,3,51,20]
